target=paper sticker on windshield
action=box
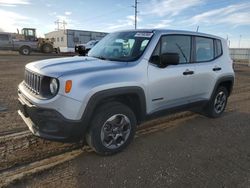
[134,32,153,38]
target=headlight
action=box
[49,78,59,95]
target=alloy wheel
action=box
[100,114,131,149]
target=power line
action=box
[81,7,127,24]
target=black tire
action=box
[86,102,137,155]
[42,43,53,53]
[205,86,228,118]
[56,47,60,54]
[78,46,86,56]
[19,46,31,55]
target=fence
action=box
[230,48,250,66]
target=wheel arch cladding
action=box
[82,86,147,128]
[212,76,234,98]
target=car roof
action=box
[114,29,225,41]
[0,32,11,35]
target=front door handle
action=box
[213,67,222,71]
[183,70,194,75]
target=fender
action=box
[210,75,234,99]
[80,86,147,129]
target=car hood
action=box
[25,56,127,78]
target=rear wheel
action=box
[86,102,136,155]
[205,86,228,118]
[19,46,31,55]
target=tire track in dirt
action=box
[0,131,80,172]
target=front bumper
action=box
[18,95,84,142]
[75,45,86,55]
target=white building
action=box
[45,29,107,52]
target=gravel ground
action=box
[0,55,250,187]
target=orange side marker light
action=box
[65,80,72,93]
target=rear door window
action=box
[195,37,214,62]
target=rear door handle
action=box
[213,67,221,71]
[183,70,194,75]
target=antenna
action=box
[196,26,199,32]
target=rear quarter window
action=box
[214,39,223,58]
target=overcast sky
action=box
[0,0,250,48]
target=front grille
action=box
[24,69,42,95]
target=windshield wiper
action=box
[92,56,108,60]
[91,55,121,61]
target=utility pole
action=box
[62,20,67,31]
[238,35,242,48]
[226,35,230,47]
[54,19,67,31]
[132,0,138,30]
[55,19,60,31]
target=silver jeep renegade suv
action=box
[18,29,234,155]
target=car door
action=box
[191,36,221,101]
[0,34,12,50]
[147,34,196,113]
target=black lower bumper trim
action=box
[18,98,84,142]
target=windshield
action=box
[86,40,97,45]
[88,31,153,61]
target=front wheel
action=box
[86,102,137,155]
[19,46,31,55]
[205,86,228,118]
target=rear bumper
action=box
[18,96,84,142]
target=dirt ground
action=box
[0,54,250,187]
[0,54,69,134]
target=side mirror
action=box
[160,53,179,67]
[150,55,160,65]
